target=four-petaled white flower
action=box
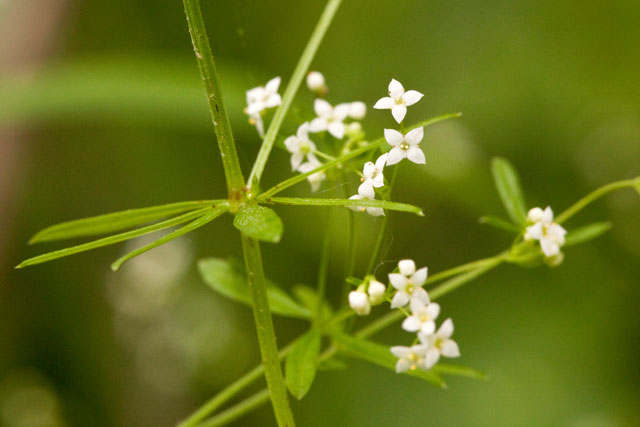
[245,77,282,137]
[309,99,350,139]
[388,259,429,308]
[297,157,326,192]
[419,318,460,369]
[384,127,426,166]
[373,78,424,123]
[524,206,567,257]
[358,153,387,198]
[390,344,429,373]
[367,279,386,306]
[284,123,318,171]
[402,298,441,335]
[348,193,385,217]
[349,287,371,316]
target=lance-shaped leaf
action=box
[285,329,322,399]
[564,221,612,247]
[478,215,520,233]
[16,208,214,269]
[262,197,424,216]
[29,200,222,244]
[233,205,284,243]
[491,157,527,226]
[331,333,445,388]
[198,257,310,319]
[433,363,488,381]
[111,207,227,271]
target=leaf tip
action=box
[14,262,26,269]
[110,261,122,272]
[417,210,425,217]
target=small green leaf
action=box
[331,333,445,388]
[491,157,528,226]
[111,207,226,271]
[29,200,221,244]
[16,208,213,269]
[198,257,310,319]
[434,363,488,381]
[345,276,363,287]
[263,197,424,216]
[233,205,283,243]
[285,329,322,399]
[564,221,612,246]
[478,216,520,233]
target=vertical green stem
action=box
[366,165,400,274]
[315,208,333,324]
[240,235,295,427]
[183,0,245,194]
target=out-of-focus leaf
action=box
[564,222,612,246]
[433,363,488,381]
[317,357,348,371]
[29,200,220,244]
[233,205,284,243]
[331,333,445,388]
[285,329,322,399]
[292,285,333,321]
[345,277,363,287]
[111,207,226,271]
[197,257,310,319]
[16,208,213,269]
[478,215,520,233]
[491,157,527,226]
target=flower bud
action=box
[348,101,366,120]
[367,280,386,305]
[349,288,371,315]
[306,71,327,95]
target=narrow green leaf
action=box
[263,197,424,216]
[345,277,363,287]
[331,333,445,388]
[29,200,222,244]
[197,257,310,319]
[478,215,520,233]
[111,207,227,271]
[490,157,527,226]
[285,329,322,399]
[292,284,333,322]
[16,208,213,269]
[433,363,488,381]
[233,205,284,243]
[564,221,612,247]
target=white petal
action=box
[384,128,404,147]
[284,136,299,153]
[402,316,421,332]
[438,318,454,339]
[526,223,544,240]
[265,76,281,93]
[391,104,407,123]
[417,332,435,346]
[290,152,304,171]
[362,161,376,179]
[366,207,385,217]
[395,358,411,373]
[264,93,281,108]
[420,321,436,335]
[411,267,428,286]
[333,103,350,121]
[540,238,559,257]
[372,173,385,188]
[349,101,367,119]
[309,117,327,132]
[424,348,440,369]
[348,194,364,212]
[398,259,416,276]
[402,90,424,106]
[388,78,404,98]
[426,303,440,320]
[297,122,310,139]
[358,182,375,199]
[406,147,426,164]
[390,346,411,358]
[440,340,460,358]
[405,127,424,145]
[373,97,395,110]
[412,288,430,305]
[385,147,404,165]
[246,102,264,115]
[327,121,345,139]
[409,297,426,314]
[314,98,332,117]
[388,273,408,290]
[542,206,554,224]
[390,291,410,308]
[375,153,388,170]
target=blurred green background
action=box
[1,0,639,426]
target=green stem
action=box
[366,165,400,274]
[183,0,245,194]
[261,197,423,216]
[198,389,271,427]
[425,252,508,285]
[556,177,640,224]
[315,208,333,324]
[240,235,295,427]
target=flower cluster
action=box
[524,206,567,264]
[348,259,460,373]
[245,77,282,137]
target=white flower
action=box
[284,123,318,171]
[306,71,327,95]
[348,193,384,217]
[358,153,387,198]
[402,298,441,335]
[373,78,424,123]
[390,344,429,373]
[245,77,282,137]
[309,99,350,139]
[348,101,367,120]
[524,206,567,258]
[384,128,425,165]
[349,287,371,316]
[388,259,429,309]
[297,157,326,192]
[418,318,460,369]
[367,279,386,305]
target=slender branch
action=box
[556,177,639,224]
[315,208,333,324]
[198,389,271,427]
[247,0,344,186]
[425,252,508,285]
[366,164,400,274]
[183,0,245,194]
[262,197,424,216]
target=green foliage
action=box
[233,205,284,243]
[292,285,333,322]
[491,157,528,226]
[433,363,488,381]
[478,215,520,233]
[285,329,322,399]
[265,197,424,216]
[564,222,612,246]
[197,257,310,319]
